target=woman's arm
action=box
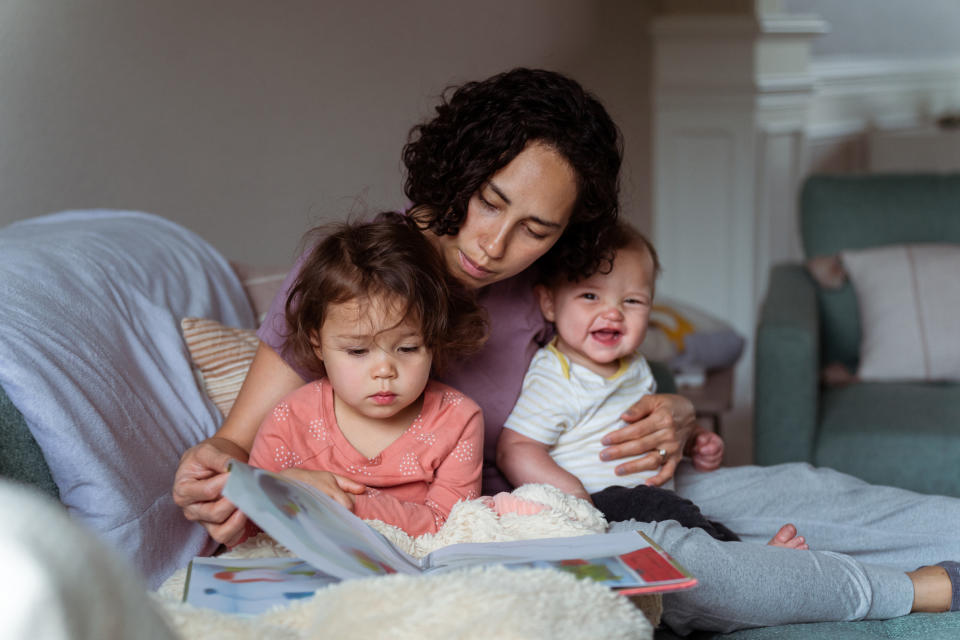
[496,428,592,502]
[172,341,305,545]
[600,393,699,487]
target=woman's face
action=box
[429,142,578,289]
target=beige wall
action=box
[0,0,653,266]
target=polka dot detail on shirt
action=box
[272,445,302,470]
[272,402,291,421]
[308,417,327,441]
[425,497,447,529]
[450,440,476,464]
[346,463,374,478]
[415,431,437,446]
[442,391,464,406]
[407,414,425,434]
[400,451,420,477]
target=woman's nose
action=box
[480,223,508,260]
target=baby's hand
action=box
[689,427,724,471]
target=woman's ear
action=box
[534,284,557,322]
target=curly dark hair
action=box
[402,67,623,281]
[539,219,661,286]
[284,212,488,376]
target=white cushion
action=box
[841,243,960,381]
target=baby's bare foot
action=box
[767,523,809,550]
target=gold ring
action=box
[658,448,667,463]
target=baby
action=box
[497,222,806,548]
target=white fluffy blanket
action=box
[156,484,659,639]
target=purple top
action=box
[257,249,551,494]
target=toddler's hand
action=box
[279,468,366,510]
[689,427,724,471]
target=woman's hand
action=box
[688,426,724,471]
[173,342,308,545]
[279,468,367,510]
[172,436,252,546]
[600,393,697,487]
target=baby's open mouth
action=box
[591,329,622,344]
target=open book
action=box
[184,461,696,614]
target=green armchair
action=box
[754,174,960,497]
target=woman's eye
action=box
[478,195,497,211]
[523,224,548,240]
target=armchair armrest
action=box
[754,264,820,465]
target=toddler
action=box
[247,213,488,536]
[497,222,806,548]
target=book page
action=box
[425,530,697,594]
[223,461,422,578]
[184,557,340,615]
[424,530,647,570]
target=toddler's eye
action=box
[580,292,598,301]
[346,348,368,356]
[398,345,422,354]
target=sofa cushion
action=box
[815,382,960,496]
[0,383,58,499]
[841,243,960,382]
[800,174,960,370]
[181,318,259,418]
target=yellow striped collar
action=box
[545,337,630,381]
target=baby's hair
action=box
[539,220,660,286]
[284,212,488,376]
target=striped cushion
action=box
[180,317,258,417]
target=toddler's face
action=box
[538,244,655,377]
[314,296,432,427]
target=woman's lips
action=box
[458,251,493,280]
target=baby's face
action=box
[538,244,655,377]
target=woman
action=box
[174,68,959,634]
[174,67,693,538]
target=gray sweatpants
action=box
[609,462,960,634]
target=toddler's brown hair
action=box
[284,212,488,375]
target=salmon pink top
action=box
[249,378,483,535]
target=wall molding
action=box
[807,55,960,140]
